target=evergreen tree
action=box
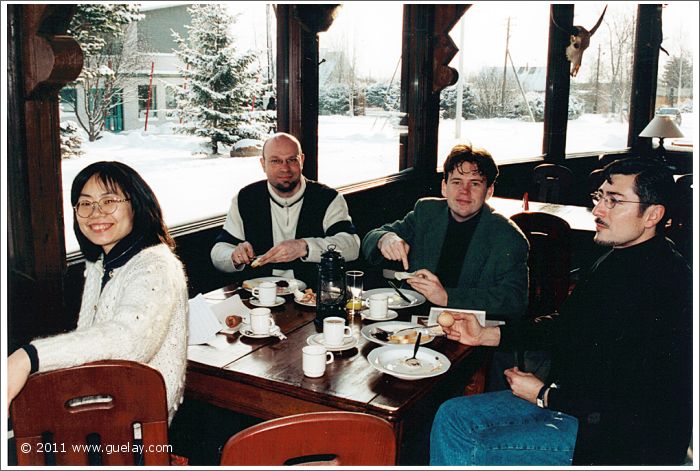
[440,85,478,120]
[172,4,264,155]
[59,121,84,159]
[66,4,144,141]
[662,55,692,94]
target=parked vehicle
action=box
[656,107,682,125]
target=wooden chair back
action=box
[511,211,572,318]
[10,360,170,466]
[532,163,574,203]
[220,411,396,466]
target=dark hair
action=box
[71,161,175,261]
[601,157,675,228]
[443,144,499,186]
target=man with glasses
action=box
[430,157,692,465]
[211,132,360,286]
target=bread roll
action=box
[225,315,242,328]
[437,311,455,327]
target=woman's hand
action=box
[7,349,31,410]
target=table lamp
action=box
[638,115,684,154]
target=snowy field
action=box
[62,112,695,253]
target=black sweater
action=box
[500,235,692,465]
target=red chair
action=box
[220,411,396,465]
[10,360,170,466]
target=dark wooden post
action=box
[7,5,83,348]
[276,5,340,181]
[628,5,663,156]
[543,5,573,163]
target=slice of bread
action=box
[394,271,418,280]
[389,328,418,344]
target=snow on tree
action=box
[60,121,84,159]
[172,4,266,155]
[66,4,144,142]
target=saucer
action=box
[249,296,285,308]
[306,333,358,352]
[360,309,398,321]
[239,323,282,339]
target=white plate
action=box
[306,333,358,352]
[249,296,286,308]
[368,345,450,380]
[361,288,426,309]
[239,323,282,339]
[360,309,398,321]
[294,297,316,307]
[242,277,307,296]
[360,321,434,346]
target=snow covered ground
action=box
[62,112,695,253]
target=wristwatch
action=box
[536,383,558,408]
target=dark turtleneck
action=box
[435,209,482,288]
[101,231,148,290]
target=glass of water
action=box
[345,270,364,315]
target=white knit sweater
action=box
[31,244,189,423]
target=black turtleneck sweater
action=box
[435,210,482,288]
[500,235,692,465]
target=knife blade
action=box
[387,279,413,304]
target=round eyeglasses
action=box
[591,191,648,210]
[74,198,130,218]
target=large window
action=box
[654,2,696,152]
[437,3,550,166]
[60,3,273,254]
[317,3,404,187]
[566,3,637,155]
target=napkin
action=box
[188,294,223,345]
[208,294,251,325]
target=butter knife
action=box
[387,279,413,304]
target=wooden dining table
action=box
[185,284,488,465]
[488,196,596,233]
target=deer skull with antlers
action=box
[560,6,608,77]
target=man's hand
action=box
[406,269,448,306]
[504,367,544,405]
[378,232,410,270]
[442,312,501,347]
[231,242,256,268]
[257,239,308,266]
[7,349,31,411]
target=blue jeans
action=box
[430,390,578,466]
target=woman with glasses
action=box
[7,161,188,424]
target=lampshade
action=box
[639,115,685,139]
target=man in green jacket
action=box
[362,144,528,320]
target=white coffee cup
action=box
[322,316,352,346]
[369,294,389,319]
[302,345,334,377]
[252,281,277,306]
[250,307,275,334]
